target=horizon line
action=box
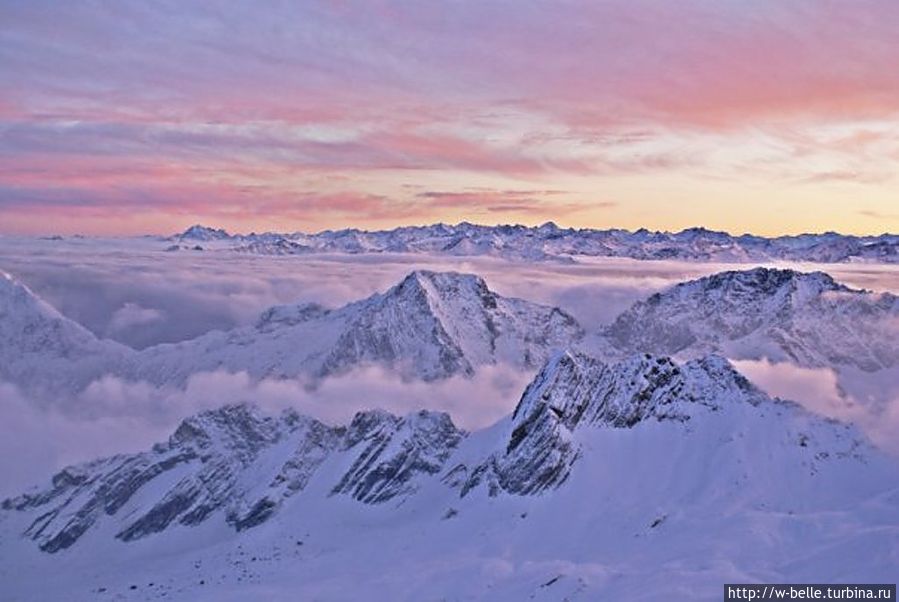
[2,220,897,240]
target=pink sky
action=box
[1,1,898,235]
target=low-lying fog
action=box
[1,235,897,496]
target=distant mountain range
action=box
[164,222,899,263]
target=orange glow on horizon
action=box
[1,2,898,237]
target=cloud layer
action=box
[0,364,532,498]
[1,246,897,498]
[2,1,899,234]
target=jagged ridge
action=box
[167,222,899,264]
[131,270,584,385]
[1,349,883,561]
[454,351,768,497]
[603,267,899,371]
[3,405,465,552]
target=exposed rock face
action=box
[131,270,584,386]
[455,352,768,497]
[2,348,883,558]
[330,410,465,503]
[317,271,583,380]
[2,405,465,552]
[603,268,899,371]
[6,405,285,551]
[2,349,894,601]
[254,303,329,331]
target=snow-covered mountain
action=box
[174,225,232,242]
[130,270,584,385]
[0,270,583,395]
[603,267,899,371]
[165,222,899,264]
[0,271,132,396]
[4,404,464,553]
[451,352,770,497]
[3,352,897,600]
[3,265,895,403]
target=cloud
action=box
[0,240,721,349]
[731,359,849,416]
[0,363,532,497]
[731,359,899,454]
[800,170,891,185]
[0,382,172,497]
[69,365,531,432]
[108,302,165,334]
[858,209,899,222]
[2,246,898,499]
[413,189,607,217]
[4,2,899,233]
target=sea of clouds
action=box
[0,235,897,496]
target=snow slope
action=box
[0,270,583,395]
[0,271,133,396]
[128,270,584,385]
[2,352,897,601]
[603,267,899,371]
[3,264,896,408]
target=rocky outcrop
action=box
[3,404,465,552]
[129,270,584,387]
[603,268,899,371]
[455,351,768,497]
[330,410,465,503]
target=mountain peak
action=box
[694,267,847,294]
[537,221,560,232]
[121,269,583,388]
[168,403,280,449]
[512,351,765,433]
[460,351,771,497]
[387,270,497,316]
[510,349,599,422]
[303,269,580,380]
[605,267,896,371]
[396,269,489,294]
[0,270,123,370]
[177,224,232,241]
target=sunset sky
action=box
[1,1,898,236]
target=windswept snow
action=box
[1,248,898,601]
[602,267,899,372]
[0,270,583,396]
[2,352,897,601]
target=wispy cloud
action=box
[414,189,606,217]
[859,209,899,222]
[2,1,899,233]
